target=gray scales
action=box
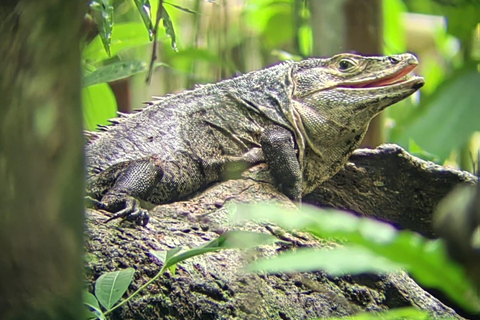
[85,53,424,226]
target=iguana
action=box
[85,53,424,226]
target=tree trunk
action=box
[309,0,385,147]
[0,1,86,319]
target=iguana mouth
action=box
[345,65,420,88]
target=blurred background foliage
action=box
[82,0,480,171]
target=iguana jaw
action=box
[338,73,425,91]
[344,64,419,88]
[335,63,424,90]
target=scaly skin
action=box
[85,53,424,225]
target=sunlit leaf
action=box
[161,7,177,51]
[133,0,153,40]
[382,0,407,54]
[82,83,117,131]
[83,60,148,87]
[83,23,151,63]
[89,0,114,56]
[95,268,135,310]
[247,246,401,275]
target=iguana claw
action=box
[96,193,150,227]
[105,208,149,227]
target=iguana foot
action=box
[104,207,150,227]
[98,194,150,227]
[261,125,302,201]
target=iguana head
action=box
[290,53,424,154]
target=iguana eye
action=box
[388,56,400,64]
[338,59,355,71]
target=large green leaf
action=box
[95,268,135,310]
[395,67,480,160]
[83,22,151,63]
[82,83,117,131]
[235,204,480,313]
[247,246,401,275]
[83,60,148,87]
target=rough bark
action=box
[305,144,476,237]
[85,144,475,320]
[0,1,86,319]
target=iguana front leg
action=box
[260,126,302,201]
[87,156,164,226]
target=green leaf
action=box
[150,247,182,274]
[382,0,407,55]
[89,0,114,56]
[324,307,433,320]
[161,7,177,51]
[83,291,105,320]
[83,60,148,87]
[247,246,401,275]
[133,0,154,40]
[82,83,117,131]
[83,22,151,63]
[397,68,480,160]
[95,268,135,310]
[443,4,480,44]
[235,204,480,313]
[164,1,197,14]
[150,231,280,273]
[149,246,182,264]
[408,139,440,163]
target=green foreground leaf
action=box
[234,204,480,313]
[151,230,281,273]
[83,60,148,87]
[248,245,401,275]
[94,268,135,310]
